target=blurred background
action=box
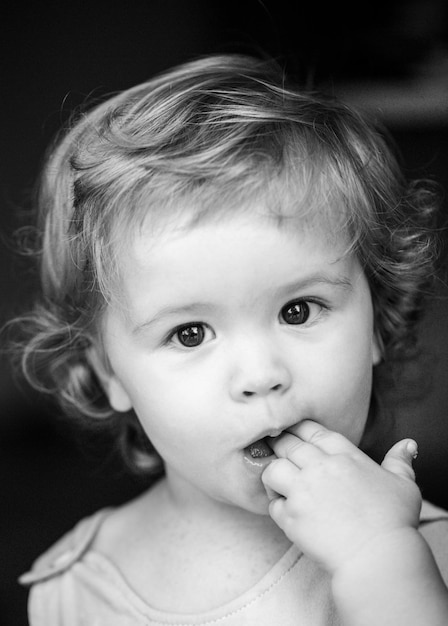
[1,1,448,623]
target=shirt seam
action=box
[88,550,303,625]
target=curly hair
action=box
[13,53,440,474]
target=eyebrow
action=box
[132,272,354,335]
[133,303,216,335]
[279,274,354,294]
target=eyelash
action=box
[165,323,214,349]
[165,299,328,349]
[279,298,327,326]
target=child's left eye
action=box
[280,300,322,325]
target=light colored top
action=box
[20,500,448,626]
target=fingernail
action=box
[407,440,418,460]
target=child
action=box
[16,53,448,624]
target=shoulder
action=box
[419,499,448,583]
[19,508,113,586]
[20,485,162,588]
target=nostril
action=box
[242,383,282,397]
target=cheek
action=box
[123,361,220,440]
[305,339,374,443]
[315,378,371,444]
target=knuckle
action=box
[286,440,306,457]
[329,453,354,471]
[316,453,353,478]
[308,428,331,444]
[308,428,348,450]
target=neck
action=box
[117,475,294,613]
[151,474,290,554]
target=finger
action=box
[268,495,287,527]
[381,439,418,482]
[263,483,280,502]
[268,432,325,468]
[262,457,300,497]
[290,419,359,455]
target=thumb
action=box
[381,439,418,481]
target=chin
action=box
[236,490,272,517]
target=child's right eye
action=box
[168,323,212,348]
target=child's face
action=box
[100,210,381,515]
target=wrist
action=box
[332,527,448,625]
[332,525,419,581]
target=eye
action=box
[280,300,311,325]
[172,323,208,348]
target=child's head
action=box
[19,54,439,476]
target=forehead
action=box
[104,208,369,337]
[135,197,349,258]
[102,181,357,315]
[119,206,354,301]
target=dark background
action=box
[1,2,448,624]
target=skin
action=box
[100,211,381,516]
[95,210,448,622]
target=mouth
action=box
[244,437,275,459]
[242,425,294,471]
[242,435,276,472]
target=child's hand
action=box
[261,420,422,575]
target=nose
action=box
[229,338,292,401]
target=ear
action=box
[87,347,133,413]
[372,330,383,366]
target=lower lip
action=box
[242,449,276,474]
